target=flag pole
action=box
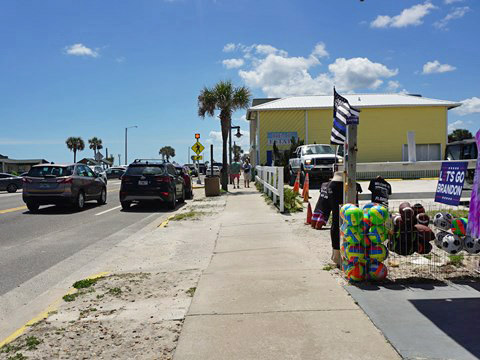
[345,122,358,205]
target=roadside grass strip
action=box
[158,215,174,228]
[0,272,110,350]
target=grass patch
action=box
[73,277,102,289]
[448,254,464,267]
[108,287,122,296]
[426,209,469,219]
[186,287,196,297]
[423,254,432,260]
[62,293,78,302]
[25,336,41,351]
[171,211,206,221]
[7,353,28,360]
[1,344,20,354]
[322,264,336,271]
[284,187,303,213]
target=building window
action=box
[402,143,441,161]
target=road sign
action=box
[192,155,203,161]
[95,152,104,161]
[195,133,200,139]
[191,141,204,155]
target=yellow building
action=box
[246,94,461,166]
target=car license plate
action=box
[39,183,51,188]
[138,180,148,185]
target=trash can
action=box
[205,176,220,197]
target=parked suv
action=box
[23,163,107,212]
[119,160,185,210]
[0,173,23,193]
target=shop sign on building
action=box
[434,161,468,206]
[267,132,298,146]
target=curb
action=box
[0,272,110,349]
[158,215,174,228]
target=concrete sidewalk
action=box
[174,187,399,360]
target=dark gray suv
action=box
[23,163,107,212]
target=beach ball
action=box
[368,205,389,225]
[340,223,348,238]
[344,207,364,227]
[361,235,372,248]
[451,218,468,236]
[368,261,388,281]
[360,213,373,233]
[368,225,388,244]
[367,244,388,262]
[345,262,365,282]
[344,244,365,262]
[340,204,355,221]
[343,226,363,245]
[362,202,377,215]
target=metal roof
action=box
[247,94,462,114]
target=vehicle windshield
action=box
[126,165,166,176]
[28,166,74,177]
[302,145,335,155]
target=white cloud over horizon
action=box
[434,6,470,29]
[448,119,465,132]
[222,58,244,69]
[453,97,480,115]
[422,60,456,74]
[371,2,436,28]
[64,43,99,57]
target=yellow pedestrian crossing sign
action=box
[191,141,204,155]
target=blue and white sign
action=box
[434,161,468,206]
[267,132,298,146]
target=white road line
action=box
[0,192,23,198]
[95,205,121,216]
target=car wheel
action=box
[168,191,176,210]
[97,188,107,205]
[121,201,131,210]
[26,202,39,213]
[178,187,185,203]
[6,184,17,193]
[75,191,85,210]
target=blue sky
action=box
[1,0,479,164]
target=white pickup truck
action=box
[289,144,343,186]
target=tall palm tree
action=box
[65,137,85,163]
[159,146,176,161]
[198,80,251,190]
[88,137,103,158]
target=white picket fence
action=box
[255,166,284,213]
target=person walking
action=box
[242,158,251,188]
[230,158,242,189]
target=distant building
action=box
[0,156,49,173]
[246,93,461,166]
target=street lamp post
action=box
[229,125,242,184]
[125,125,138,165]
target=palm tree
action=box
[65,137,85,163]
[88,137,103,158]
[198,80,251,190]
[159,146,176,161]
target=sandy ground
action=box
[0,188,227,360]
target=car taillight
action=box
[57,177,73,184]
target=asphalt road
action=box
[0,180,180,296]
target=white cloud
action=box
[445,0,464,4]
[387,80,401,92]
[223,43,236,52]
[311,42,329,58]
[371,2,436,28]
[448,120,465,132]
[329,58,398,90]
[115,56,126,63]
[64,43,99,57]
[234,43,397,97]
[222,58,244,69]
[434,6,470,29]
[453,97,480,115]
[422,60,456,74]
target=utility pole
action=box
[118,154,121,166]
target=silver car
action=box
[0,173,23,193]
[23,163,107,212]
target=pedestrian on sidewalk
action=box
[230,158,241,189]
[242,158,251,188]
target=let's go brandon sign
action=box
[435,161,468,206]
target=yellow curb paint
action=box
[0,272,110,348]
[420,177,438,180]
[0,206,27,215]
[192,186,204,189]
[158,215,174,228]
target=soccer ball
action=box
[368,205,389,225]
[412,203,426,217]
[463,236,480,254]
[368,260,388,281]
[344,244,365,262]
[434,231,450,249]
[441,233,463,254]
[345,262,365,282]
[368,225,388,244]
[367,244,388,262]
[451,218,468,236]
[343,226,363,245]
[344,206,364,227]
[414,224,434,242]
[433,213,452,231]
[416,213,430,226]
